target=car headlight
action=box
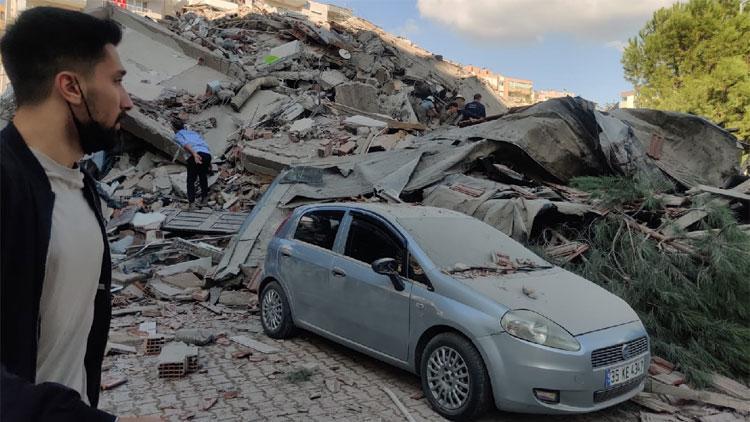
[500,309,580,351]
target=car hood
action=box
[453,267,639,336]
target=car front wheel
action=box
[421,332,492,421]
[260,280,296,339]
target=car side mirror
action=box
[371,258,405,291]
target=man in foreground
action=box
[0,7,159,421]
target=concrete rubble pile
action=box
[2,3,748,418]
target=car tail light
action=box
[274,213,292,236]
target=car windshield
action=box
[396,216,550,271]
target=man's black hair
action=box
[171,118,185,132]
[474,94,482,100]
[0,7,122,106]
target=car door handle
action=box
[332,267,346,277]
[280,246,292,257]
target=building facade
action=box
[534,89,574,103]
[463,65,535,106]
[619,90,636,109]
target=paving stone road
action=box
[100,302,640,422]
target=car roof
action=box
[300,202,470,223]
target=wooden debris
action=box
[545,241,590,263]
[449,183,485,198]
[696,185,750,201]
[382,386,416,422]
[710,373,750,400]
[698,412,746,422]
[640,411,680,422]
[631,392,679,413]
[645,379,750,413]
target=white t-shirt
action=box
[30,148,103,405]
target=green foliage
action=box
[570,174,673,210]
[622,0,750,140]
[548,176,750,386]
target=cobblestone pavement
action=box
[100,301,640,422]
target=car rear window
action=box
[293,210,344,250]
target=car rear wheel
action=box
[260,281,296,339]
[421,333,492,421]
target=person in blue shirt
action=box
[172,119,212,208]
[462,93,487,120]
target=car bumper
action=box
[477,321,649,414]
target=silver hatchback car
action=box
[259,203,650,420]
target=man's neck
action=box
[13,102,83,168]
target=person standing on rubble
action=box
[418,95,438,125]
[462,93,487,121]
[171,119,212,209]
[0,7,160,422]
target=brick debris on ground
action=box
[99,302,640,422]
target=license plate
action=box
[605,358,645,387]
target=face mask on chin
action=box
[67,79,122,155]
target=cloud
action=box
[395,18,422,37]
[416,0,680,44]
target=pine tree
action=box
[622,0,750,140]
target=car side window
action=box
[344,214,406,277]
[293,210,344,250]
[408,253,431,286]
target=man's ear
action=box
[55,72,84,106]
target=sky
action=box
[323,0,680,105]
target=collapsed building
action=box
[1,2,749,419]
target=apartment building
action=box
[619,90,636,109]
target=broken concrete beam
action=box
[111,305,159,317]
[229,335,280,353]
[112,271,148,285]
[259,40,301,67]
[120,108,184,163]
[240,146,295,176]
[173,238,224,264]
[106,342,137,355]
[146,279,190,301]
[318,69,348,89]
[343,115,388,129]
[289,118,314,136]
[230,76,280,112]
[218,290,254,308]
[100,374,128,390]
[335,82,379,113]
[161,272,204,289]
[156,257,212,278]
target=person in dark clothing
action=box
[462,93,487,120]
[171,119,212,208]
[0,7,159,422]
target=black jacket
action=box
[0,123,116,421]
